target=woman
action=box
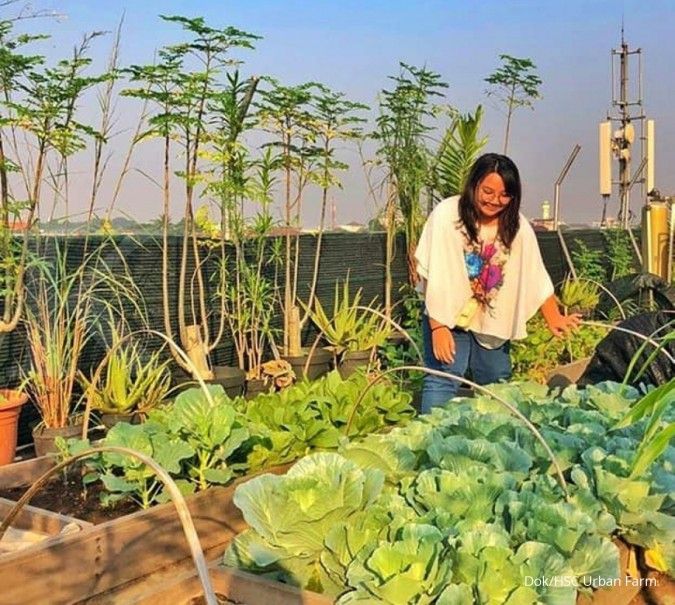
[415,153,580,412]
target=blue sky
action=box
[11,0,675,225]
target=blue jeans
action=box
[420,313,512,413]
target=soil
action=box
[0,474,138,524]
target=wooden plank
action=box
[0,497,91,535]
[96,560,333,605]
[0,456,56,489]
[0,465,291,605]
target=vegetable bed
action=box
[222,380,675,604]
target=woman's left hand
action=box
[545,312,582,338]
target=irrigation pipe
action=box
[344,365,569,498]
[0,446,218,605]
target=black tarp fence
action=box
[9,229,637,445]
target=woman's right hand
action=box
[432,326,455,364]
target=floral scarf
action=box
[463,235,508,316]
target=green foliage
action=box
[234,371,415,471]
[559,278,600,315]
[63,372,413,508]
[602,228,635,280]
[304,278,391,354]
[484,54,542,154]
[511,316,605,383]
[148,386,249,490]
[339,523,453,604]
[374,62,449,281]
[224,453,385,595]
[571,240,606,283]
[79,325,171,415]
[433,104,488,199]
[225,382,675,599]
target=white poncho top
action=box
[415,196,554,342]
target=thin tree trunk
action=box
[503,83,515,155]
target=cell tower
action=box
[598,27,655,228]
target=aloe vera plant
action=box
[305,279,391,355]
[79,324,171,415]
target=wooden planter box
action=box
[0,457,292,605]
[87,561,333,605]
[0,455,56,490]
[0,497,91,557]
[1,457,672,605]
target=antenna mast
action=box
[608,27,647,228]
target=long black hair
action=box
[458,153,521,248]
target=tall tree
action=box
[374,62,448,286]
[484,54,542,154]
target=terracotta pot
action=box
[281,347,333,381]
[0,389,29,466]
[338,349,374,379]
[32,421,84,458]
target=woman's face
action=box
[474,172,512,221]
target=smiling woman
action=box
[415,153,582,412]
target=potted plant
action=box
[0,388,28,465]
[511,276,607,387]
[305,279,391,378]
[23,241,142,456]
[23,249,93,456]
[79,324,172,429]
[559,276,600,317]
[123,17,259,390]
[257,80,367,373]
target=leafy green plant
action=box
[224,381,675,598]
[64,384,249,506]
[64,423,195,509]
[224,453,385,595]
[339,523,453,604]
[484,54,542,154]
[304,278,391,355]
[79,324,171,415]
[235,371,414,471]
[433,104,488,199]
[559,277,600,316]
[146,385,249,490]
[602,228,635,280]
[511,316,605,383]
[571,240,606,283]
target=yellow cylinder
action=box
[641,202,670,279]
